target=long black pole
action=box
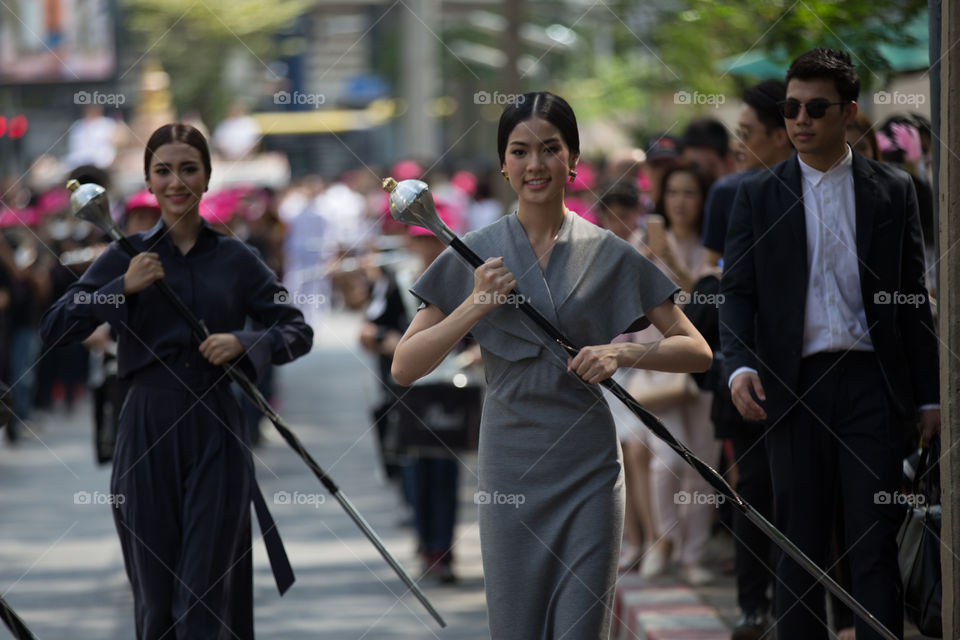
[104,231,446,629]
[0,596,35,640]
[442,235,898,640]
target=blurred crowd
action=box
[0,91,938,623]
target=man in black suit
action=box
[719,48,940,640]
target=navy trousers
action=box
[765,351,905,640]
[111,377,254,640]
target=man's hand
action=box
[918,408,941,446]
[199,333,244,366]
[731,371,767,421]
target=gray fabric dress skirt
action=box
[412,212,678,639]
[477,352,625,639]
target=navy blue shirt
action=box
[701,169,759,256]
[40,219,313,382]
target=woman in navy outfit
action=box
[40,123,313,639]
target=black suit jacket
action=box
[719,151,939,423]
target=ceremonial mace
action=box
[65,180,446,629]
[382,177,899,640]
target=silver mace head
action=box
[66,179,122,241]
[381,177,456,245]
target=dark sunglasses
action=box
[777,99,848,119]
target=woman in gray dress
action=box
[392,92,712,639]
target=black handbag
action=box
[896,437,942,637]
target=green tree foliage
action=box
[652,0,926,94]
[551,0,928,140]
[122,0,310,122]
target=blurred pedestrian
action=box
[681,118,734,181]
[846,112,880,161]
[361,201,473,584]
[644,134,681,208]
[876,116,936,292]
[646,163,714,292]
[638,162,719,586]
[467,170,504,231]
[65,105,124,170]
[594,182,656,572]
[212,102,261,160]
[0,230,52,442]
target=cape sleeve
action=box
[408,245,475,316]
[407,239,544,363]
[608,236,680,337]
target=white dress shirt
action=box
[728,148,871,388]
[728,149,938,411]
[798,147,873,356]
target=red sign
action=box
[8,115,27,139]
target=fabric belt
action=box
[248,458,296,594]
[128,361,229,393]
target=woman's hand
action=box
[567,344,622,384]
[199,333,244,366]
[122,252,165,295]
[471,257,517,313]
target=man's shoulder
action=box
[855,153,912,187]
[707,170,762,209]
[712,170,754,194]
[739,157,795,193]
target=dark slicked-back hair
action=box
[598,180,640,212]
[743,80,787,133]
[144,123,212,179]
[497,92,580,165]
[681,118,730,158]
[786,48,860,102]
